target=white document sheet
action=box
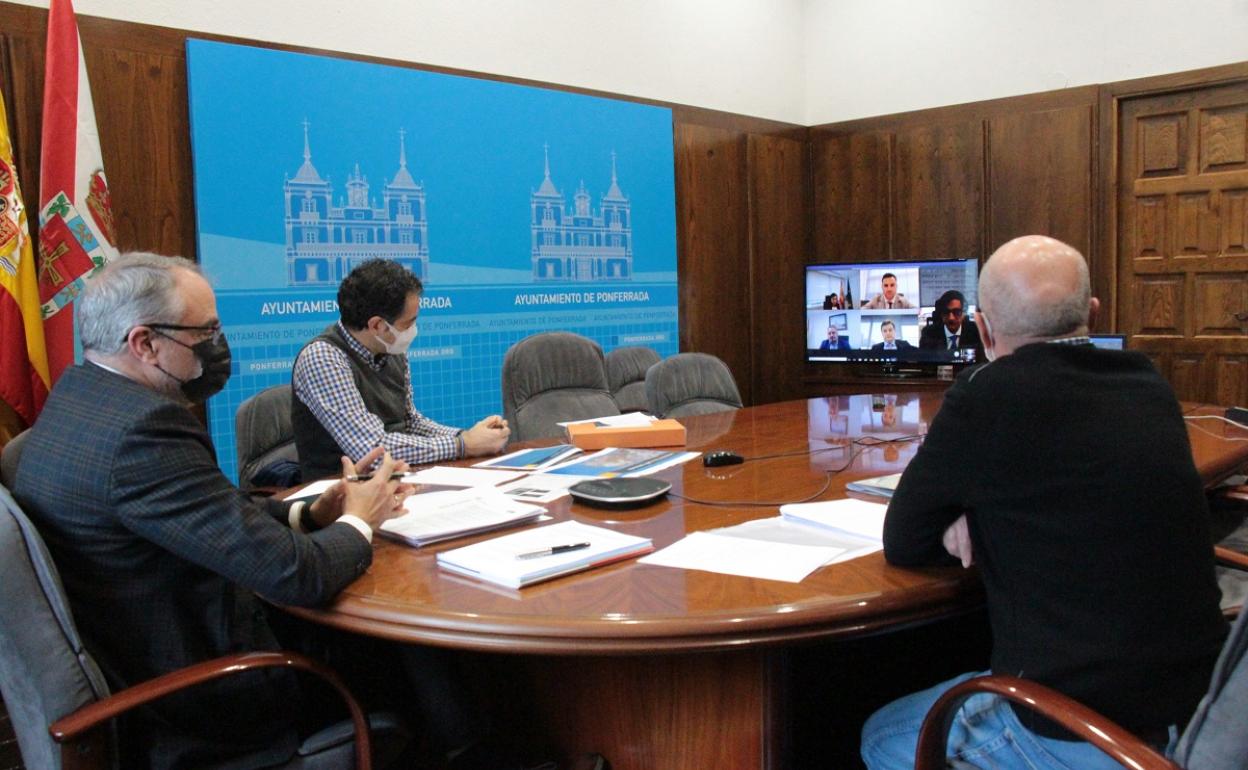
[780,497,888,541]
[638,531,845,583]
[402,466,525,488]
[556,412,655,428]
[711,516,883,565]
[495,473,587,503]
[379,486,545,547]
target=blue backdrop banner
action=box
[185,40,678,481]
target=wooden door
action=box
[1116,76,1248,406]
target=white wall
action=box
[803,0,1248,125]
[10,1,1248,125]
[9,0,808,123]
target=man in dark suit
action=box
[919,289,985,362]
[12,253,411,769]
[818,324,851,351]
[870,319,914,351]
[860,236,1227,769]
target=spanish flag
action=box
[37,0,118,385]
[0,90,49,426]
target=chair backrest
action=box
[0,484,113,770]
[644,353,744,419]
[605,346,661,413]
[235,385,299,489]
[501,332,620,443]
[1174,606,1248,769]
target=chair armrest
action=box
[1219,485,1248,505]
[48,651,372,770]
[1216,544,1248,571]
[914,674,1178,770]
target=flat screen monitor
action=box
[1088,334,1126,350]
[805,259,980,367]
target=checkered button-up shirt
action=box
[291,321,462,466]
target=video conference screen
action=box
[805,259,980,365]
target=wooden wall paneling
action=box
[747,132,807,405]
[810,130,891,259]
[986,106,1094,258]
[892,120,985,261]
[82,42,194,256]
[674,122,753,404]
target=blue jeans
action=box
[861,671,1177,770]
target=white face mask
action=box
[380,320,418,355]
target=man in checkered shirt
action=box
[292,258,509,480]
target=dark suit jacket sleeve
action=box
[109,400,372,607]
[882,374,975,566]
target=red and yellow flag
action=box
[0,91,50,426]
[37,0,118,385]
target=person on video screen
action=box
[871,320,914,351]
[863,273,915,309]
[820,325,851,351]
[920,290,984,361]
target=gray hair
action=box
[78,252,200,354]
[978,242,1090,338]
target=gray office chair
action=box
[236,384,301,489]
[605,346,661,413]
[501,332,620,442]
[0,427,28,489]
[0,483,403,770]
[644,352,744,419]
[915,605,1248,770]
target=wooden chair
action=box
[915,597,1248,770]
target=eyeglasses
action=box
[144,322,224,344]
[941,307,965,317]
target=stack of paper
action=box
[436,520,653,588]
[780,498,887,544]
[401,466,524,487]
[846,473,903,499]
[378,487,545,547]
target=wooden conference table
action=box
[283,394,1248,769]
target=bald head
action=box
[978,236,1095,345]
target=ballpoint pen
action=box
[345,472,408,482]
[515,542,591,560]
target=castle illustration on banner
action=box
[284,125,633,286]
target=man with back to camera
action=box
[870,319,914,351]
[819,324,851,351]
[919,289,985,362]
[11,253,412,768]
[862,272,915,309]
[860,236,1228,769]
[292,258,510,481]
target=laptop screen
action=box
[1088,334,1126,350]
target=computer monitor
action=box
[1088,334,1126,350]
[805,258,979,368]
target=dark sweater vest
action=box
[292,324,409,479]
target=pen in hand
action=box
[345,472,408,483]
[515,542,591,560]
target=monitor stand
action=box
[871,363,929,379]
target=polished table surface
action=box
[283,394,1248,768]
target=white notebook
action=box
[436,520,653,589]
[779,498,888,543]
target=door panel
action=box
[1117,79,1248,405]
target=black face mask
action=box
[148,326,233,402]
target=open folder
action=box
[378,487,545,548]
[436,520,653,589]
